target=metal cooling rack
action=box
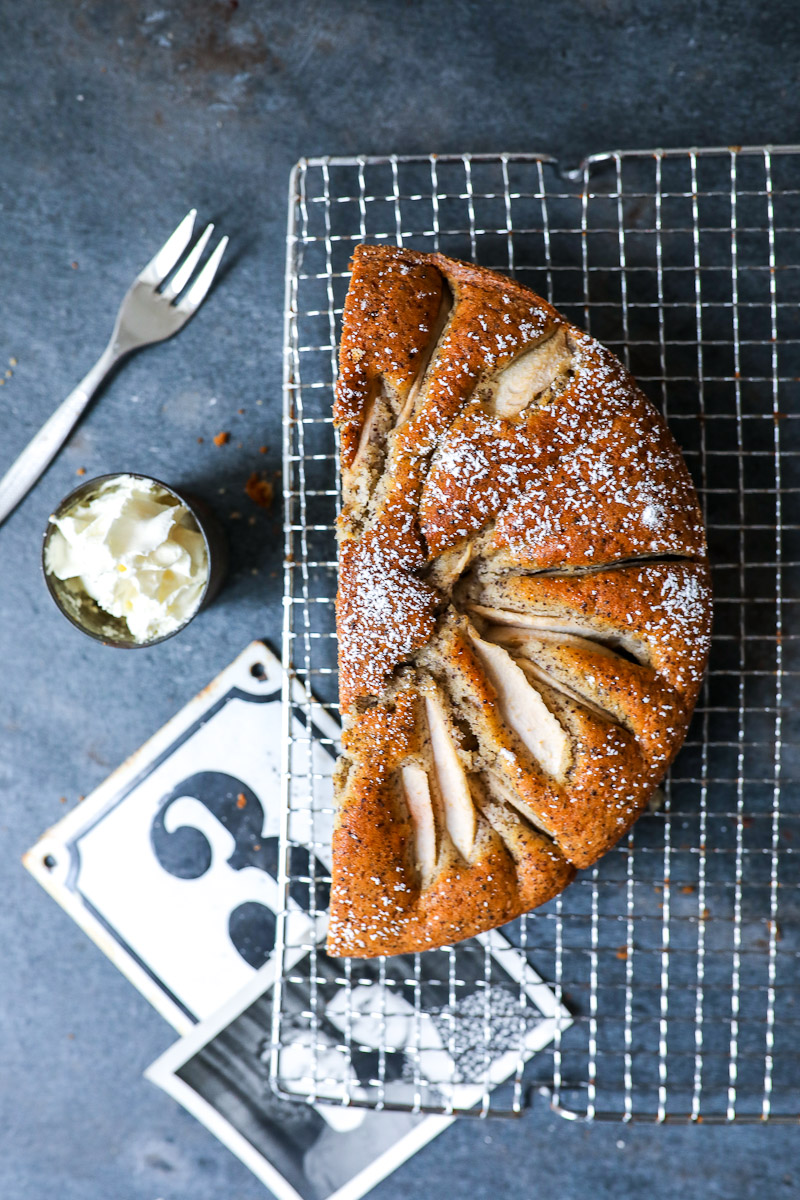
[273,147,800,1122]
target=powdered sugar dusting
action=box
[655,565,711,654]
[420,329,705,566]
[338,519,438,702]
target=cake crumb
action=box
[76,467,86,476]
[245,471,274,510]
[236,792,247,809]
[258,445,268,454]
[213,431,230,447]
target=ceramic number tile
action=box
[24,641,338,1032]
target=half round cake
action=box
[328,244,711,958]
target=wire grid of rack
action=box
[273,147,800,1122]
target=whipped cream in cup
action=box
[43,473,226,646]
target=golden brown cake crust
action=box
[327,244,711,958]
[334,244,444,474]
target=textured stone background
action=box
[1,2,799,1197]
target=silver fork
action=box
[0,210,228,527]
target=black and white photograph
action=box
[147,934,567,1200]
[146,961,450,1200]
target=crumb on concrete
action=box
[245,471,274,510]
[76,467,86,476]
[213,431,230,447]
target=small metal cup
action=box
[42,472,228,647]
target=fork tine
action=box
[161,222,214,301]
[137,209,197,286]
[174,235,229,314]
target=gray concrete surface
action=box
[1,2,799,1197]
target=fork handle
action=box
[0,343,121,527]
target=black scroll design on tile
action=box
[150,771,330,969]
